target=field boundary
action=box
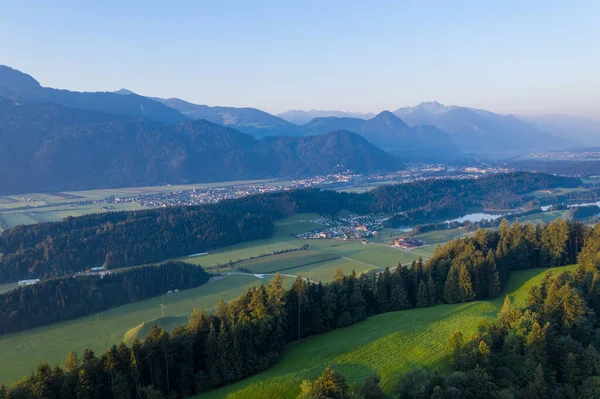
[239,255,341,275]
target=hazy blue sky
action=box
[1,0,599,117]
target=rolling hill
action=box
[0,65,186,124]
[0,98,400,195]
[393,102,579,153]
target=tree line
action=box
[387,225,600,398]
[298,223,600,398]
[0,262,210,335]
[0,172,579,283]
[0,215,593,398]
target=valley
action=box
[0,164,508,230]
[0,213,428,384]
[2,4,600,398]
[0,201,572,385]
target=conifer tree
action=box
[390,285,411,311]
[416,280,429,308]
[76,369,93,399]
[355,375,385,399]
[64,350,79,373]
[350,285,367,322]
[498,295,512,327]
[458,264,475,302]
[486,250,501,298]
[443,265,461,303]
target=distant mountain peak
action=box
[393,101,580,153]
[375,110,396,117]
[114,88,136,95]
[0,65,186,124]
[0,65,41,92]
[411,101,452,114]
[369,110,409,128]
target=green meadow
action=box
[200,265,576,399]
[0,179,287,228]
[0,214,415,385]
[0,210,574,387]
[0,274,292,385]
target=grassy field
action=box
[516,210,569,225]
[0,274,293,385]
[0,209,573,387]
[233,251,340,274]
[531,187,589,199]
[181,214,420,277]
[200,265,576,399]
[0,282,18,294]
[411,228,467,244]
[123,315,189,345]
[0,213,420,386]
[0,213,39,227]
[0,179,288,228]
[182,214,324,268]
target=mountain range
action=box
[299,111,459,157]
[277,109,376,125]
[0,66,186,124]
[518,114,600,146]
[148,96,300,138]
[393,102,579,153]
[0,63,597,195]
[0,97,398,195]
[116,89,459,156]
[110,83,585,155]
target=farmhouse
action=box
[394,237,425,250]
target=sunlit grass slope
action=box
[200,265,576,399]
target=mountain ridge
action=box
[299,110,459,157]
[0,97,399,195]
[153,97,301,137]
[277,109,376,124]
[0,65,187,124]
[518,113,600,146]
[394,102,580,153]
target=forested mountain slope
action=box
[300,111,458,156]
[0,98,398,195]
[153,96,300,137]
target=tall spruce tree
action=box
[416,280,430,308]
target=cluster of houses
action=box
[393,237,427,250]
[73,267,111,278]
[297,215,389,241]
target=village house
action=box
[394,237,425,250]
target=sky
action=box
[1,0,599,117]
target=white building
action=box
[18,279,40,286]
